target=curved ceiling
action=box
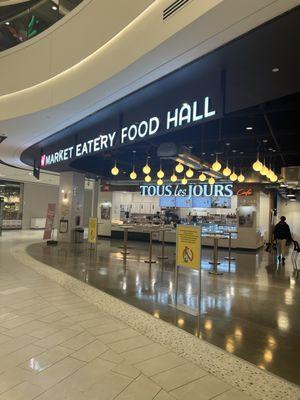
[0,0,298,171]
[0,0,31,5]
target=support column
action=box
[91,179,100,217]
[57,172,85,242]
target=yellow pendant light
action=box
[111,161,119,176]
[157,169,164,179]
[157,178,163,186]
[223,162,231,177]
[208,177,215,185]
[260,164,269,176]
[270,174,278,183]
[252,153,263,172]
[170,172,177,182]
[199,172,206,182]
[143,159,151,174]
[181,177,188,185]
[186,168,194,178]
[130,170,137,180]
[212,156,222,172]
[175,162,184,173]
[230,171,238,182]
[237,173,245,183]
[145,175,151,183]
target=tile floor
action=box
[0,231,299,400]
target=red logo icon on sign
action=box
[41,155,46,167]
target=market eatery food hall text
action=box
[40,96,216,167]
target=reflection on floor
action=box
[27,238,300,385]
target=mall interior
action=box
[0,1,300,399]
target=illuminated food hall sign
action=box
[140,184,234,199]
[40,97,216,167]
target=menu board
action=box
[211,197,231,208]
[192,197,211,208]
[159,197,176,207]
[175,197,192,208]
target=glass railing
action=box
[0,0,83,52]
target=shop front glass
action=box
[0,180,23,229]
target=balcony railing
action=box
[0,0,83,52]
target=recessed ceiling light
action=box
[287,194,295,197]
[210,153,214,156]
[263,139,268,143]
[240,151,244,155]
[268,148,273,151]
[246,126,253,130]
[52,5,58,10]
[272,67,279,73]
[232,149,237,153]
[290,199,296,202]
[202,152,206,155]
[5,21,10,26]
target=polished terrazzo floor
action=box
[27,236,300,385]
[1,231,263,400]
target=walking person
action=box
[274,216,292,264]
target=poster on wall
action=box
[100,203,111,220]
[238,206,254,228]
[43,203,56,240]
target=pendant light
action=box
[170,171,177,183]
[212,155,222,172]
[230,170,238,182]
[175,162,184,173]
[130,170,137,180]
[186,168,194,178]
[111,161,119,176]
[157,178,163,186]
[157,160,164,179]
[260,163,269,176]
[199,172,206,182]
[237,172,245,183]
[145,175,151,183]
[130,151,137,180]
[143,158,151,174]
[208,176,215,185]
[252,153,263,172]
[270,174,278,183]
[181,177,188,185]
[223,161,231,177]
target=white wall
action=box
[22,182,59,229]
[258,192,271,240]
[278,198,300,242]
[22,182,92,229]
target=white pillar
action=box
[91,179,100,218]
[57,171,85,242]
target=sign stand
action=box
[121,227,130,256]
[170,225,202,317]
[88,217,98,251]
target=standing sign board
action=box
[176,225,201,269]
[174,225,202,316]
[88,217,97,244]
[43,203,56,240]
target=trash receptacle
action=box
[74,227,84,243]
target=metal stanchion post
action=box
[145,230,157,264]
[174,265,179,308]
[209,236,223,275]
[224,232,235,271]
[121,227,130,255]
[157,228,168,261]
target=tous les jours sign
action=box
[140,183,234,199]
